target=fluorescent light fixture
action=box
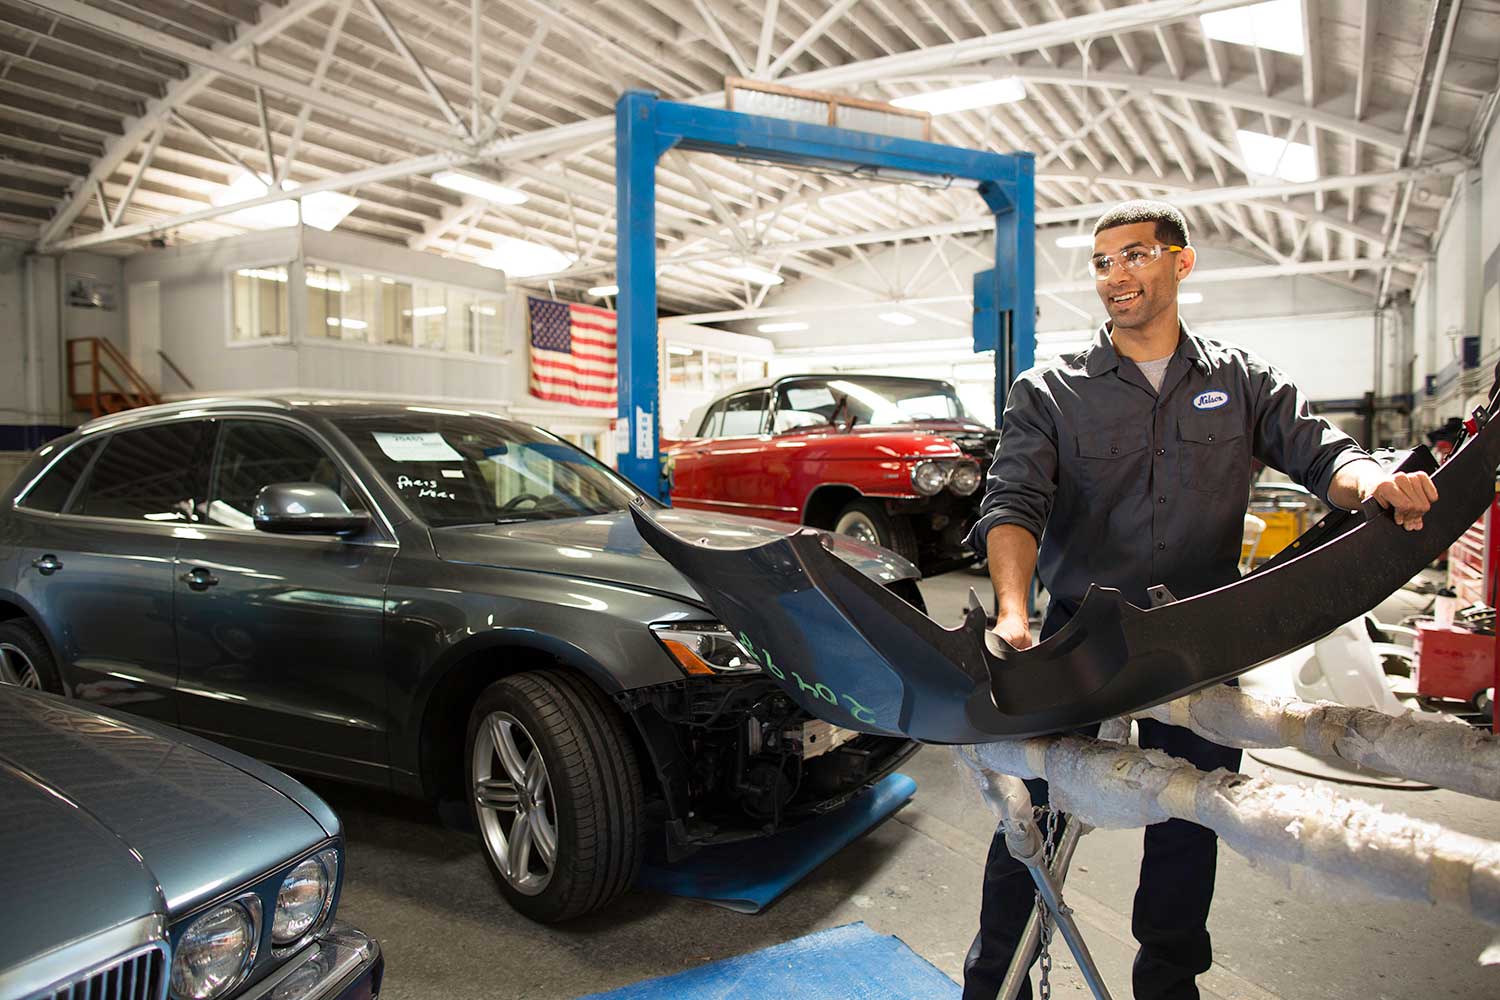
[1235,129,1318,182]
[667,345,697,356]
[1200,0,1304,56]
[890,77,1025,115]
[213,173,296,229]
[1055,234,1094,249]
[432,170,529,205]
[298,190,359,231]
[404,305,448,317]
[757,321,809,333]
[326,317,367,330]
[306,272,350,292]
[725,263,784,286]
[879,311,916,326]
[587,283,619,297]
[236,267,287,282]
[470,305,498,316]
[480,236,576,277]
[1177,292,1203,305]
[213,172,358,231]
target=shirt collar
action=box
[1083,320,1211,378]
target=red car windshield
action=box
[773,377,967,431]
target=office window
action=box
[301,263,500,356]
[305,264,348,340]
[231,266,290,341]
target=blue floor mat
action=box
[636,772,916,913]
[578,921,961,999]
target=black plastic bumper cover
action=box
[631,392,1500,743]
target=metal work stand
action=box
[992,774,1114,1000]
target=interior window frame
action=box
[201,415,389,542]
[65,419,214,524]
[717,390,771,438]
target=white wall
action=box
[658,320,773,438]
[1413,109,1499,430]
[0,239,123,444]
[724,232,1379,424]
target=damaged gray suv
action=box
[0,398,921,922]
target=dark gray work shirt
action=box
[967,323,1370,615]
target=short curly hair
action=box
[1093,199,1190,247]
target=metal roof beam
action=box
[908,64,1420,152]
[32,0,332,247]
[20,0,467,153]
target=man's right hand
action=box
[990,611,1034,651]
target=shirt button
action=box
[1207,434,1215,442]
[1156,448,1165,456]
[1109,445,1119,455]
[1158,496,1166,504]
[1157,541,1166,550]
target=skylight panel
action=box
[1235,129,1318,182]
[1200,0,1305,56]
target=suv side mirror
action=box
[253,482,371,536]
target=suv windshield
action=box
[333,411,641,527]
[773,376,967,430]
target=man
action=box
[962,199,1437,1000]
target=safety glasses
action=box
[1088,243,1185,280]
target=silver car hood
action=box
[0,688,330,927]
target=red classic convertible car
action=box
[665,374,998,574]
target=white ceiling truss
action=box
[0,0,1496,314]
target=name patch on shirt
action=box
[1193,390,1229,410]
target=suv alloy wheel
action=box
[464,671,644,922]
[0,620,61,692]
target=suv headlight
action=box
[272,849,337,947]
[949,461,982,496]
[171,894,261,999]
[651,622,760,675]
[911,459,950,496]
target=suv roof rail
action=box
[77,396,293,433]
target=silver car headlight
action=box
[171,894,262,999]
[651,622,760,675]
[949,460,982,496]
[911,459,950,496]
[272,849,337,947]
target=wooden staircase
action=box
[68,337,162,418]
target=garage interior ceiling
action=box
[1,0,1496,315]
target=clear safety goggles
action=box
[1087,243,1185,280]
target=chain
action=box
[1035,805,1061,1000]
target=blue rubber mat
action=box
[578,921,960,999]
[636,772,916,913]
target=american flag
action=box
[527,297,617,409]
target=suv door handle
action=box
[31,554,62,575]
[179,567,220,590]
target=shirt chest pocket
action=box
[1074,428,1150,499]
[1178,414,1248,493]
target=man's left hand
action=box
[1361,470,1438,531]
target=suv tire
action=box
[0,619,62,693]
[834,499,919,565]
[465,670,643,922]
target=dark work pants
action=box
[962,606,1243,1000]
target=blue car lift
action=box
[613,90,1036,498]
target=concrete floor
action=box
[321,569,1500,1000]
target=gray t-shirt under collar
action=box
[1135,354,1173,392]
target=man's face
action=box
[1091,221,1194,330]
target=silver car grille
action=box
[39,944,167,1000]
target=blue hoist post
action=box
[613,90,1036,498]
